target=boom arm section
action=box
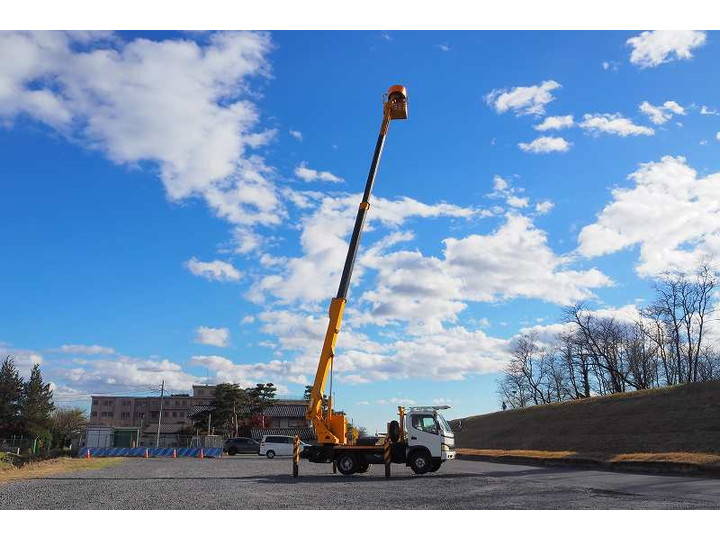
[307,86,408,444]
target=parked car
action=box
[259,435,309,458]
[224,437,260,456]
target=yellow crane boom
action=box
[306,85,409,445]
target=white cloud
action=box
[700,105,718,116]
[535,200,555,214]
[717,132,720,142]
[486,80,561,116]
[663,101,685,115]
[437,44,451,52]
[357,214,611,334]
[194,326,230,348]
[534,115,574,131]
[0,347,43,376]
[253,308,511,385]
[442,214,611,305]
[191,354,300,388]
[59,355,201,394]
[580,113,654,136]
[627,30,707,68]
[58,344,115,355]
[507,195,529,208]
[185,257,242,282]
[0,31,283,229]
[639,100,685,125]
[294,162,343,183]
[252,194,476,304]
[578,156,720,276]
[518,136,571,153]
[493,175,509,191]
[240,315,255,324]
[231,227,263,254]
[377,397,416,406]
[602,61,619,71]
[289,129,303,141]
[520,304,642,344]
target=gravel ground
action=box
[1,455,719,509]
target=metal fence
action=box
[0,437,51,455]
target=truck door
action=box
[407,413,442,457]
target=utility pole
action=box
[155,379,165,448]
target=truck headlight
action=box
[441,444,451,452]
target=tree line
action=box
[190,382,279,438]
[498,266,720,408]
[0,356,86,449]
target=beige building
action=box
[88,385,313,445]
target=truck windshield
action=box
[436,413,452,433]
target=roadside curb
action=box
[456,453,720,478]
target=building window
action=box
[120,412,130,419]
[91,411,97,417]
[104,400,113,406]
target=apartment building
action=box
[88,385,313,445]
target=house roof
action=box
[250,426,316,441]
[189,401,308,418]
[263,404,306,417]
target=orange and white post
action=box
[292,435,300,478]
[384,423,392,478]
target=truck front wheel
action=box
[408,449,432,474]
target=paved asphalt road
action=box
[2,455,719,509]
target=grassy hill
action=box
[452,381,720,454]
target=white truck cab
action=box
[403,406,455,472]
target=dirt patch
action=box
[456,448,720,476]
[0,457,125,484]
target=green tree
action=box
[193,383,248,437]
[50,408,87,448]
[0,356,24,438]
[245,383,277,428]
[20,364,54,440]
[303,385,312,401]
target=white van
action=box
[259,435,296,458]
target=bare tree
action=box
[645,266,716,384]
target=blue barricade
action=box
[79,447,222,458]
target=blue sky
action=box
[1,30,719,433]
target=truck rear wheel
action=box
[357,462,370,473]
[408,449,432,474]
[336,453,358,475]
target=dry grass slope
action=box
[0,456,125,484]
[453,381,720,454]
